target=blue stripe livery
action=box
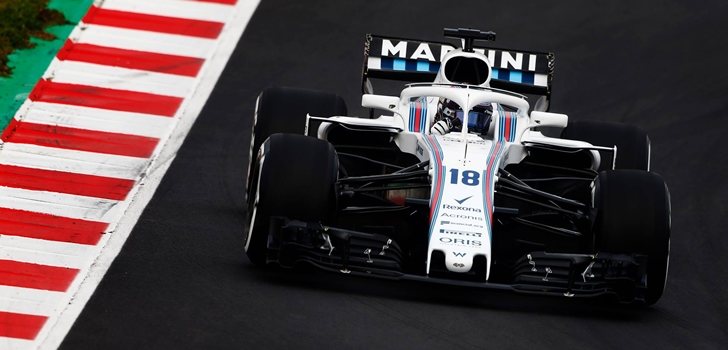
[492,68,535,85]
[379,58,440,73]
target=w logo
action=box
[452,252,467,257]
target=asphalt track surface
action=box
[62,1,728,348]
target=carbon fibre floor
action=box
[62,1,728,348]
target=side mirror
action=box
[529,111,568,129]
[362,94,399,111]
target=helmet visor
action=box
[455,110,491,135]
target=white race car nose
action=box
[444,249,475,273]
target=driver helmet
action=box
[435,98,492,134]
[435,98,462,131]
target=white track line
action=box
[0,337,34,349]
[0,236,93,270]
[0,143,149,180]
[49,60,195,97]
[21,101,173,138]
[100,0,233,22]
[0,186,119,222]
[0,285,64,316]
[73,24,215,58]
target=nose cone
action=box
[444,250,474,273]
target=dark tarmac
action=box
[63,1,728,348]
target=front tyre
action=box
[594,170,671,305]
[245,133,339,266]
[246,87,347,204]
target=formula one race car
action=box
[244,28,671,305]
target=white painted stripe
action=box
[0,143,149,180]
[0,236,94,270]
[534,73,548,87]
[30,1,262,349]
[73,24,214,59]
[0,186,119,222]
[22,101,172,139]
[101,0,233,23]
[48,60,195,97]
[0,285,63,317]
[0,336,35,350]
[368,56,382,70]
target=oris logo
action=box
[442,204,482,213]
[439,237,482,247]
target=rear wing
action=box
[362,34,555,103]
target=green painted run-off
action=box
[0,0,94,130]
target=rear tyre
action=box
[594,170,671,305]
[247,87,347,202]
[245,133,339,266]
[561,120,650,171]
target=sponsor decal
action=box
[381,39,438,62]
[416,143,424,156]
[440,220,484,229]
[443,136,463,143]
[440,229,482,238]
[439,237,482,246]
[452,252,467,257]
[454,196,472,205]
[441,212,484,221]
[376,39,547,72]
[441,203,482,213]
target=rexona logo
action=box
[439,237,482,246]
[442,204,482,213]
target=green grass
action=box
[0,0,67,77]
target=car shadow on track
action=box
[239,262,663,322]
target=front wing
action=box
[262,217,651,303]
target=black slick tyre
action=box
[594,170,671,305]
[247,87,347,201]
[245,133,339,266]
